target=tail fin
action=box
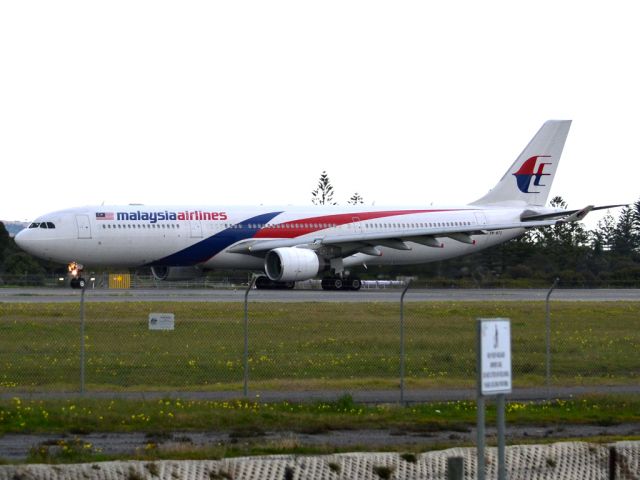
[470,120,572,207]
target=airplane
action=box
[15,120,621,290]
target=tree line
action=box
[0,223,55,285]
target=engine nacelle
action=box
[150,266,203,281]
[264,247,322,282]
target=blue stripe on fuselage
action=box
[149,211,283,266]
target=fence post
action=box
[497,394,507,480]
[399,280,411,404]
[243,276,257,398]
[609,445,617,480]
[446,457,464,480]
[546,277,559,400]
[476,320,485,480]
[80,285,86,394]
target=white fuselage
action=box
[14,121,579,281]
[15,204,527,272]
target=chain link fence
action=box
[1,285,639,398]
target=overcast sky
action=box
[1,1,637,230]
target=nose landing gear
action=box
[68,262,86,289]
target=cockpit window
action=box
[29,221,55,229]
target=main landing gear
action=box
[321,276,361,291]
[68,262,86,290]
[255,276,296,290]
[254,275,362,291]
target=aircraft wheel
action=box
[321,278,334,290]
[255,276,270,289]
[70,278,79,289]
[350,278,361,291]
[333,278,343,290]
[256,276,295,290]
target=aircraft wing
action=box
[226,203,628,258]
[226,218,565,256]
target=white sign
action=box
[480,318,512,395]
[148,313,175,331]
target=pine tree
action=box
[533,196,589,248]
[611,206,639,255]
[347,192,364,205]
[591,212,616,253]
[311,171,337,205]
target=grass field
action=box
[3,394,640,435]
[1,301,640,392]
[2,394,640,463]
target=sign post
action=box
[477,318,512,480]
[148,313,175,331]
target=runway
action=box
[1,287,639,303]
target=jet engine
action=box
[264,247,324,282]
[150,266,203,281]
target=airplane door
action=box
[190,220,203,238]
[76,215,92,239]
[352,217,363,234]
[474,212,487,225]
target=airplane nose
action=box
[14,229,33,253]
[14,229,25,246]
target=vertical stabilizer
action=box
[470,120,571,206]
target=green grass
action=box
[1,394,639,463]
[1,301,639,391]
[2,394,640,435]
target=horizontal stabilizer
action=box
[521,204,628,222]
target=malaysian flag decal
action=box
[96,212,114,220]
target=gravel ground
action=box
[2,423,640,462]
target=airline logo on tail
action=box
[513,155,552,193]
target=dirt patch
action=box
[1,423,640,462]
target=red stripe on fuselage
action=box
[253,209,460,239]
